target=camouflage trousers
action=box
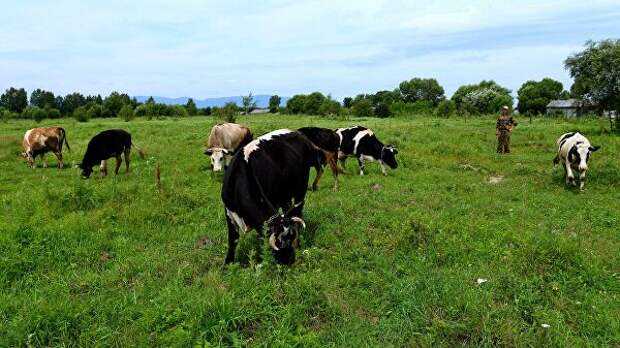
[496,130,511,154]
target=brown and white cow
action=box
[22,127,70,168]
[205,123,253,172]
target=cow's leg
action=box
[579,171,587,190]
[114,155,122,175]
[311,166,324,191]
[41,153,48,168]
[565,160,575,186]
[224,213,240,264]
[379,161,387,176]
[338,151,347,173]
[27,152,35,168]
[55,151,63,169]
[124,149,131,174]
[100,160,108,177]
[357,156,365,176]
[329,153,339,190]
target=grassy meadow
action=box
[0,114,619,347]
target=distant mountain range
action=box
[133,95,289,108]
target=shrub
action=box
[87,104,102,119]
[119,104,135,122]
[351,99,373,117]
[73,106,90,122]
[21,106,47,123]
[318,98,342,117]
[46,108,61,119]
[435,100,456,118]
[171,105,189,118]
[374,102,392,118]
[214,102,238,123]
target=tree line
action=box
[1,39,618,131]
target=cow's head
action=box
[204,147,229,172]
[569,143,600,173]
[79,163,93,178]
[267,210,305,265]
[381,145,398,169]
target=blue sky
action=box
[1,0,619,100]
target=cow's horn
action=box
[269,234,280,251]
[291,217,306,229]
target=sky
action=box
[1,0,619,101]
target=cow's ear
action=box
[589,145,600,152]
[204,148,213,155]
[222,148,230,154]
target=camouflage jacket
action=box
[496,116,517,131]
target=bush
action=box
[119,104,135,122]
[318,98,342,117]
[374,102,392,118]
[73,106,90,122]
[214,102,238,123]
[435,100,456,118]
[351,99,373,117]
[46,108,61,119]
[87,104,102,119]
[21,106,47,123]
[171,105,189,118]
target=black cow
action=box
[336,126,398,176]
[222,129,324,265]
[80,129,144,178]
[297,127,340,190]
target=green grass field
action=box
[1,115,619,347]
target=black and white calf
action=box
[80,129,144,178]
[336,126,398,176]
[221,129,325,265]
[553,132,600,189]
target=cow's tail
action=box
[132,143,146,159]
[60,128,71,152]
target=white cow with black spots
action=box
[553,132,600,189]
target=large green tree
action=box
[0,87,28,113]
[517,78,565,115]
[62,92,86,116]
[399,78,445,106]
[30,89,56,109]
[451,80,512,113]
[565,39,620,131]
[241,93,257,115]
[185,98,198,116]
[102,92,131,117]
[269,95,281,113]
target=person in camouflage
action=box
[496,106,517,154]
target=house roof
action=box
[547,99,581,108]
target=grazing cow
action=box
[336,126,398,176]
[221,129,325,265]
[553,132,600,189]
[205,123,253,172]
[80,129,144,178]
[22,127,70,168]
[297,127,340,190]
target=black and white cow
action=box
[221,129,325,265]
[553,132,600,189]
[80,129,144,178]
[297,127,340,190]
[335,126,398,176]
